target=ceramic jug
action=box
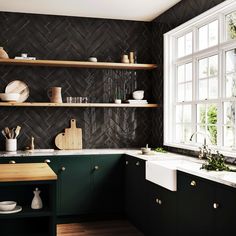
[48,87,63,103]
[31,188,43,209]
[0,47,9,59]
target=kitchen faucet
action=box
[189,131,211,159]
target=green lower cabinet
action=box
[177,171,236,236]
[211,181,236,234]
[0,154,124,217]
[57,156,92,216]
[125,155,148,234]
[147,181,177,236]
[91,154,124,214]
[177,171,214,236]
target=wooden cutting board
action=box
[55,119,82,150]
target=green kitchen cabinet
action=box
[177,171,236,236]
[211,180,236,234]
[0,154,124,217]
[177,171,214,236]
[125,155,148,234]
[91,154,124,214]
[56,155,92,216]
[147,181,177,236]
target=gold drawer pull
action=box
[190,180,196,187]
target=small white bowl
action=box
[88,57,97,62]
[133,90,144,100]
[0,201,17,211]
[141,147,151,155]
[114,99,122,104]
[0,93,20,102]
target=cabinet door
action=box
[125,155,148,233]
[57,155,91,216]
[91,154,124,214]
[147,181,177,236]
[177,171,214,236]
[214,183,236,234]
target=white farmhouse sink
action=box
[146,160,181,191]
[146,159,202,191]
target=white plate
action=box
[0,205,22,214]
[5,80,29,102]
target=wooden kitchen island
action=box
[0,163,57,236]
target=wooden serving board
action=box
[55,119,82,150]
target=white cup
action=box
[115,99,122,104]
[6,139,17,152]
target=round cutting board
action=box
[5,80,29,102]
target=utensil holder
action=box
[6,139,17,152]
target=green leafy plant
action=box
[228,15,236,39]
[155,147,167,153]
[201,151,236,172]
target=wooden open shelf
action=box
[0,59,157,70]
[0,102,159,108]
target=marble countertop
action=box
[1,148,236,188]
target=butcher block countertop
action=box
[0,163,57,182]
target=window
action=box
[164,0,236,156]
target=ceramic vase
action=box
[0,47,9,59]
[31,188,43,209]
[48,87,63,103]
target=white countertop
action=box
[1,148,236,188]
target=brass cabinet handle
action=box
[44,159,51,163]
[94,166,99,170]
[190,180,197,187]
[213,203,219,209]
[9,160,16,164]
[136,161,140,166]
[155,198,162,205]
[125,161,129,165]
[61,166,66,171]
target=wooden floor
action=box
[57,220,144,236]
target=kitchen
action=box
[0,0,236,235]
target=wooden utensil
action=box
[1,130,7,139]
[14,126,21,138]
[55,119,82,150]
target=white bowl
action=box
[0,201,17,211]
[132,90,144,100]
[88,57,97,62]
[0,93,20,102]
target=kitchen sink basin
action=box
[146,159,202,191]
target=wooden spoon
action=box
[15,126,21,138]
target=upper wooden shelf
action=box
[0,102,159,108]
[0,59,157,70]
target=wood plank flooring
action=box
[57,220,144,236]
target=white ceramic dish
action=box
[0,205,22,214]
[0,201,17,211]
[132,90,144,100]
[0,93,20,102]
[88,57,97,62]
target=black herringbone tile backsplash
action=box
[0,12,156,150]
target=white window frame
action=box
[164,0,236,157]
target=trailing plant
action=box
[201,151,236,172]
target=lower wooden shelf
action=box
[0,102,159,108]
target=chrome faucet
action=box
[190,131,211,159]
